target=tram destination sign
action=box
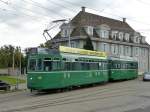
[59,46,107,57]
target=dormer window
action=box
[135,37,140,43]
[100,30,109,38]
[112,31,118,40]
[124,33,130,42]
[95,24,110,39]
[85,26,93,36]
[61,29,69,37]
[141,36,145,43]
[119,32,123,41]
[60,23,73,38]
[133,32,140,43]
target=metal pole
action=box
[16,68,19,90]
[12,49,14,73]
[20,47,21,76]
[16,47,21,90]
[68,19,71,47]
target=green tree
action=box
[83,37,94,50]
[0,45,26,69]
[39,40,52,49]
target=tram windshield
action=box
[28,59,36,71]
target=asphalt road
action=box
[0,78,150,112]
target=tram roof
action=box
[27,46,107,58]
[59,46,107,58]
[108,56,138,62]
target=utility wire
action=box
[0,0,54,21]
[62,0,150,27]
[7,1,54,20]
[47,0,77,13]
[22,0,66,19]
[61,0,122,19]
[0,0,46,21]
[135,0,150,6]
[0,7,44,22]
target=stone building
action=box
[51,7,150,74]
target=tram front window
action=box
[44,61,52,71]
[29,59,36,71]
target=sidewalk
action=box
[11,74,27,90]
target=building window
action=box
[143,48,147,56]
[141,36,145,43]
[125,33,130,42]
[136,37,139,43]
[112,31,118,40]
[85,26,93,36]
[104,44,106,51]
[70,41,76,48]
[101,30,109,38]
[102,43,107,52]
[119,32,123,40]
[126,46,129,55]
[61,29,69,37]
[111,44,118,54]
[135,47,138,56]
[119,45,124,55]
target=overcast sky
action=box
[0,0,150,50]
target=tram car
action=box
[26,46,138,91]
[108,58,138,81]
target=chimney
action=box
[123,18,126,22]
[81,6,86,12]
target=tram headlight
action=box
[30,77,33,80]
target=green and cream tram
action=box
[27,46,138,91]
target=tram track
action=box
[28,80,139,105]
[1,80,142,112]
[2,89,138,112]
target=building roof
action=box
[71,11,134,32]
[54,10,135,39]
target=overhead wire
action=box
[47,0,77,13]
[135,0,150,6]
[61,0,150,30]
[22,0,66,19]
[61,0,122,19]
[6,1,55,20]
[0,0,47,21]
[1,0,150,33]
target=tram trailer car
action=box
[108,59,138,81]
[27,46,138,91]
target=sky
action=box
[0,0,150,50]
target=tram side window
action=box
[44,61,52,71]
[81,62,89,70]
[29,59,36,71]
[72,62,80,70]
[131,62,138,69]
[102,62,105,70]
[52,61,61,71]
[112,63,116,69]
[37,59,42,70]
[99,62,102,69]
[64,62,71,70]
[117,64,119,69]
[89,63,99,70]
[135,63,138,69]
